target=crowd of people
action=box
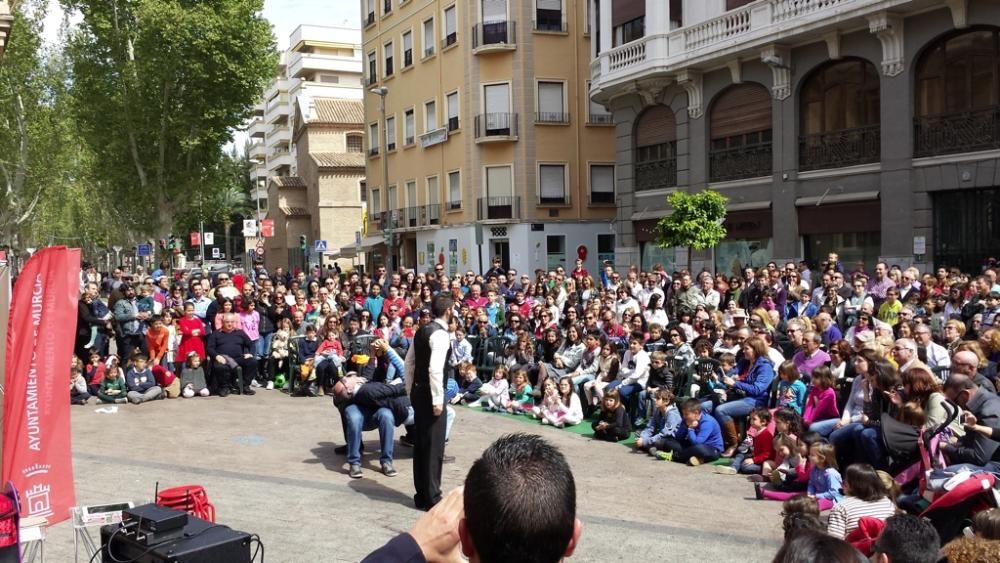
[70,251,1000,558]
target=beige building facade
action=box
[361,0,616,276]
[264,98,366,273]
[0,1,13,60]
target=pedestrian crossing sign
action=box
[314,240,328,252]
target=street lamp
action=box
[370,86,393,272]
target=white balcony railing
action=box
[265,126,291,147]
[288,51,362,79]
[683,3,752,51]
[592,0,917,93]
[248,141,266,161]
[772,0,852,23]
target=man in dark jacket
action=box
[206,313,257,397]
[942,371,1000,468]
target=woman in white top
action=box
[643,294,669,327]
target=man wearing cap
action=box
[406,294,454,511]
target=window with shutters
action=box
[799,58,881,171]
[402,31,413,68]
[367,51,377,84]
[360,181,367,203]
[424,99,437,132]
[385,116,396,151]
[914,27,1000,157]
[447,91,460,131]
[447,171,462,209]
[538,163,567,205]
[347,133,364,153]
[387,185,398,212]
[406,181,418,225]
[444,6,458,47]
[481,83,514,137]
[536,81,567,123]
[371,188,381,214]
[586,80,612,124]
[383,41,394,77]
[427,176,441,224]
[479,0,510,46]
[404,110,415,145]
[484,165,515,219]
[590,164,614,204]
[535,0,563,32]
[633,105,677,191]
[366,0,376,26]
[709,84,772,182]
[368,122,380,156]
[423,18,435,57]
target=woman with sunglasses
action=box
[843,279,874,327]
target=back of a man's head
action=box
[874,514,940,563]
[463,433,577,563]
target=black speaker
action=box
[101,511,252,563]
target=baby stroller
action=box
[920,471,999,543]
[882,400,960,499]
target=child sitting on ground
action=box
[716,407,774,475]
[538,377,583,427]
[70,364,90,405]
[635,388,682,458]
[770,436,804,487]
[657,399,724,465]
[591,389,630,442]
[470,365,510,411]
[533,379,560,421]
[98,361,127,404]
[124,354,163,404]
[827,463,896,539]
[641,352,672,417]
[777,361,808,415]
[180,352,210,398]
[762,407,804,480]
[506,369,534,414]
[85,350,105,396]
[452,361,483,405]
[780,496,824,540]
[758,432,825,502]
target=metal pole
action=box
[199,218,206,266]
[379,90,392,272]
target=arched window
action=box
[799,58,881,171]
[633,105,677,191]
[914,27,1000,157]
[709,83,772,182]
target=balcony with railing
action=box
[635,158,677,193]
[477,196,520,221]
[249,141,266,161]
[591,0,914,98]
[265,126,291,147]
[288,51,360,79]
[536,111,569,124]
[799,125,881,172]
[376,210,403,231]
[442,31,458,50]
[473,21,516,54]
[914,106,1000,159]
[401,204,442,228]
[474,113,518,143]
[267,148,294,170]
[710,140,773,182]
[587,112,613,125]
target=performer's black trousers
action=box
[412,384,446,509]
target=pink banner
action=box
[2,247,79,524]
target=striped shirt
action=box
[827,496,897,539]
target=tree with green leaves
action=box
[62,0,277,238]
[655,190,728,263]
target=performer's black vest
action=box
[413,321,453,390]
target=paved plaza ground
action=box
[49,392,784,562]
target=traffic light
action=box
[299,235,307,251]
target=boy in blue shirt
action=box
[635,388,682,459]
[656,398,723,465]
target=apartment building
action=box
[361,0,616,277]
[249,25,367,272]
[590,0,1000,274]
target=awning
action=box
[358,235,384,251]
[335,246,357,259]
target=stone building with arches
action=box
[589,0,1000,273]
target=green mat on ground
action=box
[710,457,733,466]
[458,404,635,446]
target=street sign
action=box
[204,232,214,246]
[314,240,328,252]
[260,219,275,238]
[256,241,265,255]
[212,248,220,258]
[112,245,123,253]
[242,219,257,237]
[137,244,152,257]
[190,232,200,246]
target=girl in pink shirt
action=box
[803,367,841,438]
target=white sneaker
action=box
[265,381,274,390]
[250,379,261,388]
